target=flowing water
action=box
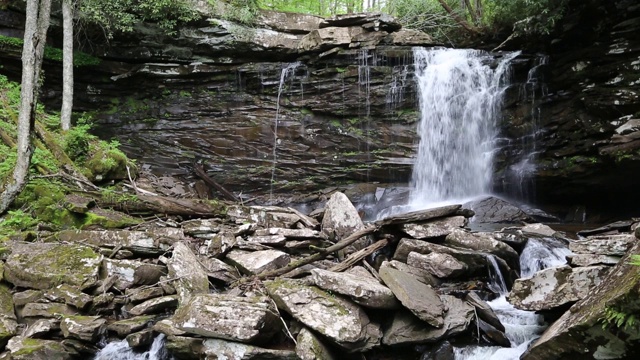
[94,334,171,360]
[410,47,520,209]
[455,237,571,360]
[269,62,302,198]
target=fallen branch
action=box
[245,225,378,282]
[436,0,481,35]
[330,238,389,272]
[194,163,239,202]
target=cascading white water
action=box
[94,334,171,360]
[455,238,571,360]
[410,47,519,208]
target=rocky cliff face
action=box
[496,0,640,217]
[1,1,639,217]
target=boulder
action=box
[383,28,434,45]
[4,243,102,290]
[444,229,520,270]
[296,327,335,360]
[569,234,636,256]
[522,242,640,360]
[297,26,362,52]
[465,196,533,223]
[101,259,147,291]
[0,284,17,350]
[385,260,440,287]
[321,13,401,31]
[171,294,280,344]
[321,192,365,241]
[265,278,381,351]
[125,287,164,303]
[394,238,488,275]
[44,284,93,310]
[508,265,610,311]
[382,295,473,346]
[4,337,75,360]
[20,303,77,319]
[253,227,326,240]
[202,338,298,360]
[167,242,210,304]
[310,268,398,309]
[407,252,467,279]
[12,290,43,307]
[257,10,323,34]
[180,219,220,237]
[521,223,556,237]
[198,257,238,284]
[379,262,444,328]
[128,295,179,316]
[126,329,155,348]
[567,254,620,267]
[132,264,167,286]
[478,318,510,347]
[23,319,59,339]
[60,315,106,342]
[400,216,467,240]
[225,249,290,275]
[107,315,156,337]
[419,341,455,360]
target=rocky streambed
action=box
[1,187,639,360]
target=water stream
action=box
[455,238,571,359]
[94,334,171,360]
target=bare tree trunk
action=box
[0,0,52,214]
[436,0,481,34]
[475,0,483,22]
[464,0,479,24]
[60,0,74,131]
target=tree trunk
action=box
[464,0,479,24]
[60,0,74,131]
[0,0,52,214]
[475,0,483,22]
[436,0,481,34]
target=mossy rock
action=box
[83,147,131,182]
[3,243,102,290]
[81,208,142,230]
[0,261,4,282]
[4,337,74,359]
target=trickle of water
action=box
[269,62,302,198]
[410,47,520,208]
[486,255,509,295]
[386,64,410,111]
[94,334,170,360]
[455,237,570,360]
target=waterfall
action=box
[269,62,302,198]
[410,47,519,209]
[94,334,171,360]
[455,237,571,360]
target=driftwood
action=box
[329,238,389,272]
[374,204,469,227]
[243,225,378,282]
[95,192,228,217]
[193,163,239,202]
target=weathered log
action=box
[194,163,239,202]
[95,192,228,217]
[374,204,472,227]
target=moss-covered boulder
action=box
[0,283,18,352]
[3,336,75,359]
[3,243,102,290]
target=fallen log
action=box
[95,192,229,217]
[330,238,389,272]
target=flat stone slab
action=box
[465,292,505,332]
[265,278,381,351]
[4,242,102,290]
[202,338,298,360]
[521,223,556,237]
[21,303,78,318]
[394,238,488,275]
[44,284,93,310]
[310,268,398,309]
[129,295,178,316]
[401,216,467,239]
[107,315,156,337]
[226,249,290,275]
[227,205,303,228]
[54,228,184,255]
[569,234,636,256]
[171,294,280,343]
[382,295,473,346]
[379,262,444,328]
[509,265,610,311]
[167,242,210,303]
[253,227,326,240]
[5,336,74,359]
[567,254,621,267]
[375,204,464,227]
[445,229,520,269]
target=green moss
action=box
[80,209,142,229]
[0,35,101,66]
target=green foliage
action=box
[601,306,638,331]
[258,0,365,16]
[79,0,200,37]
[484,0,568,35]
[0,210,38,233]
[64,123,94,161]
[0,35,100,66]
